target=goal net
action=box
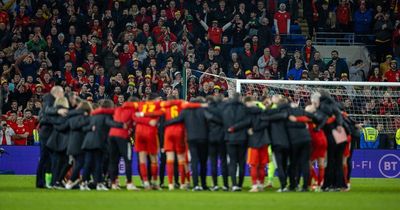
[236,79,400,134]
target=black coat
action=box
[81,108,121,150]
[231,107,270,148]
[46,108,69,152]
[262,104,291,149]
[38,93,56,142]
[286,107,312,145]
[66,110,89,155]
[204,101,225,143]
[166,107,208,143]
[222,99,248,144]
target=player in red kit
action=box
[304,103,327,192]
[134,94,163,190]
[160,96,204,190]
[274,3,291,35]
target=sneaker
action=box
[111,184,121,190]
[53,183,65,190]
[65,180,80,190]
[180,183,190,190]
[249,185,259,193]
[277,188,289,193]
[314,186,321,192]
[151,183,162,191]
[127,183,139,191]
[192,186,203,191]
[232,186,242,192]
[210,186,219,191]
[222,186,229,191]
[80,182,91,191]
[168,184,175,191]
[96,183,109,191]
[143,181,151,190]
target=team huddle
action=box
[36,86,359,192]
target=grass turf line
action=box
[0,176,399,210]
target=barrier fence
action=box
[0,146,399,178]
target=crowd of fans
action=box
[0,0,399,146]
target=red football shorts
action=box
[343,135,352,158]
[247,145,269,165]
[164,126,186,153]
[311,130,328,160]
[135,125,159,155]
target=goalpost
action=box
[235,79,400,134]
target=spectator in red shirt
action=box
[274,3,291,35]
[23,109,38,145]
[336,0,352,32]
[384,60,399,82]
[368,66,383,82]
[13,117,29,146]
[269,35,282,59]
[197,15,233,46]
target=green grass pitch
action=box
[0,176,399,210]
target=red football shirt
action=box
[13,125,27,145]
[274,11,291,34]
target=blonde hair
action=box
[54,97,69,108]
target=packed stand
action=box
[0,1,399,146]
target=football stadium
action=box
[0,0,399,209]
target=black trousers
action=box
[226,143,246,188]
[289,142,311,190]
[50,150,68,186]
[323,133,347,189]
[108,137,132,183]
[273,146,290,190]
[209,141,228,188]
[159,151,179,186]
[70,153,85,182]
[36,127,52,188]
[83,149,104,185]
[188,141,208,188]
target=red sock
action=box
[343,164,348,185]
[258,165,266,185]
[250,165,258,185]
[166,160,174,184]
[151,163,158,182]
[178,162,186,184]
[310,167,317,186]
[318,167,325,186]
[140,163,148,182]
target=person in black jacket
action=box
[81,99,122,191]
[229,99,287,192]
[65,101,92,190]
[315,91,346,191]
[36,86,67,188]
[165,97,209,191]
[261,95,291,192]
[286,103,313,192]
[45,96,70,189]
[204,95,228,191]
[222,93,248,192]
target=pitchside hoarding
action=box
[0,146,399,178]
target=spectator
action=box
[336,0,352,32]
[0,121,15,145]
[197,15,232,46]
[354,1,373,34]
[257,17,273,49]
[274,3,291,35]
[383,60,399,82]
[300,37,316,66]
[277,48,290,80]
[360,123,380,149]
[269,35,282,59]
[307,51,325,71]
[326,50,349,79]
[368,66,383,82]
[309,64,321,80]
[239,42,257,72]
[374,13,393,62]
[380,54,393,75]
[349,59,367,81]
[257,47,275,75]
[287,60,304,80]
